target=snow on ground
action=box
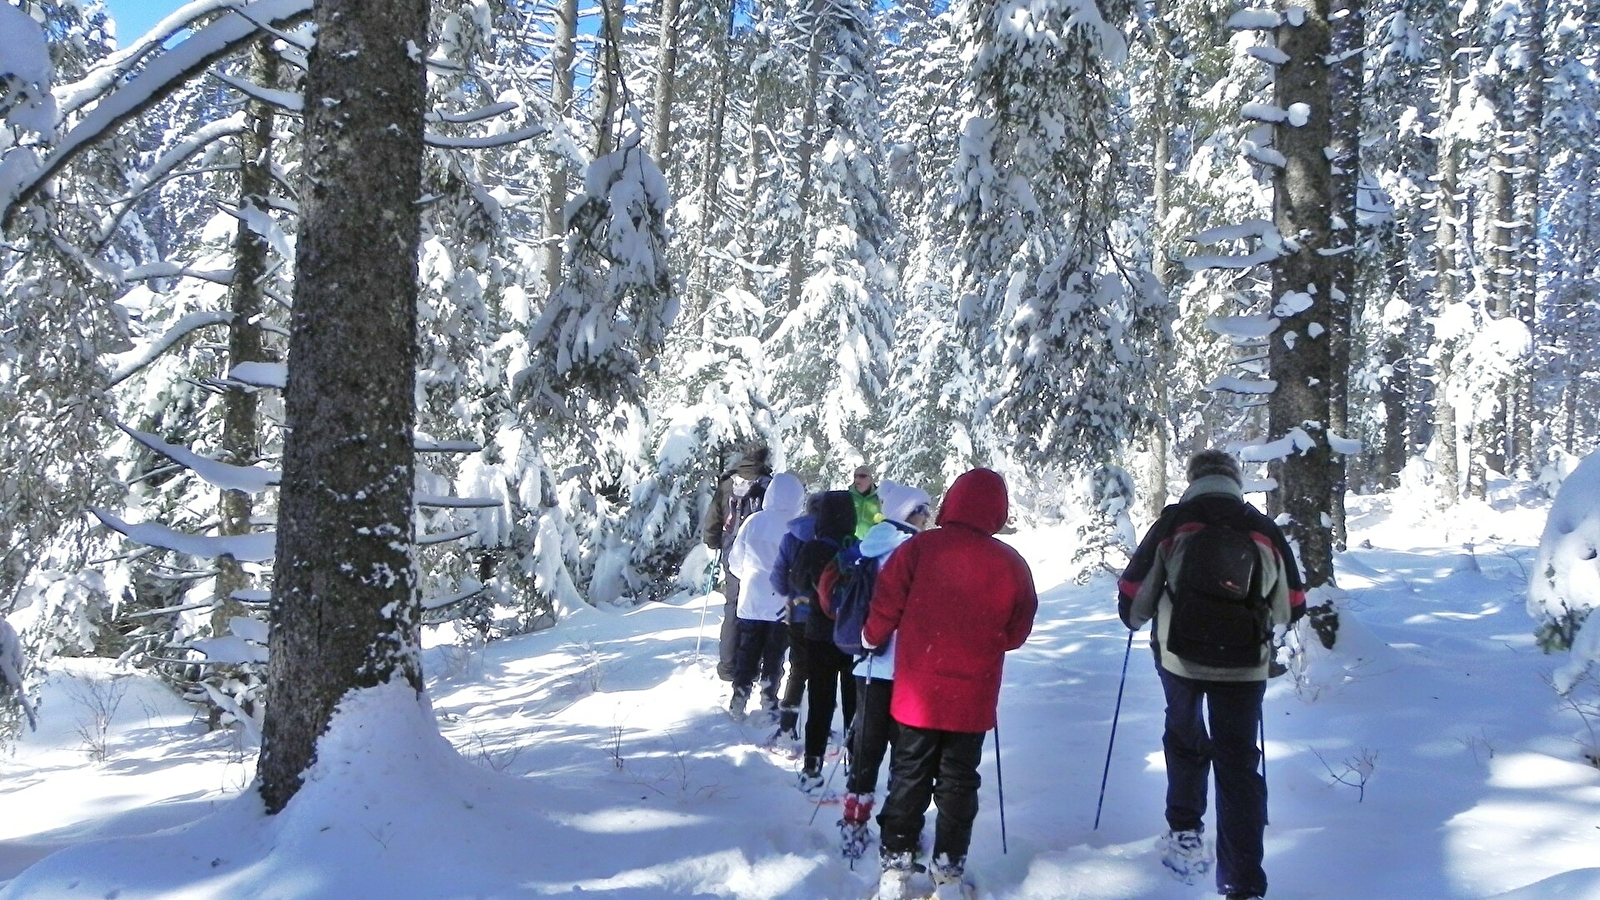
[3,482,1600,899]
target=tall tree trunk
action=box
[1482,62,1517,480]
[1377,232,1409,490]
[688,0,734,322]
[1144,8,1177,518]
[740,54,767,299]
[1270,0,1335,590]
[592,0,624,157]
[258,0,427,814]
[1432,18,1462,506]
[651,0,682,167]
[543,0,579,291]
[1326,0,1363,551]
[783,0,828,313]
[215,39,278,640]
[1512,0,1546,475]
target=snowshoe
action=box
[875,850,919,900]
[930,854,975,900]
[728,686,751,722]
[839,793,876,861]
[1159,828,1212,885]
[798,756,825,793]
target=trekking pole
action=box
[994,718,1008,854]
[1260,715,1268,826]
[694,550,719,665]
[1093,630,1135,830]
[809,738,847,826]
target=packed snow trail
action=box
[3,492,1600,899]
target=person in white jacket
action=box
[840,480,932,847]
[726,473,807,720]
[0,616,36,732]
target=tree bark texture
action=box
[1431,16,1462,506]
[1326,0,1362,550]
[1511,0,1546,474]
[688,0,733,325]
[543,0,579,291]
[215,38,279,636]
[651,0,683,167]
[783,0,828,313]
[258,0,428,814]
[1145,4,1178,518]
[1269,0,1335,588]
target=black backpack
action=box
[1164,521,1271,668]
[788,490,857,598]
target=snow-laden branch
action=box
[1188,219,1280,245]
[1206,313,1281,339]
[1227,9,1282,29]
[426,101,519,125]
[1183,247,1282,271]
[120,425,280,493]
[414,439,483,453]
[106,310,233,385]
[1239,427,1318,462]
[211,70,303,112]
[417,528,477,546]
[2,0,314,225]
[423,124,548,149]
[416,494,502,509]
[92,508,277,562]
[229,361,286,388]
[1206,374,1278,394]
[121,262,234,285]
[96,112,247,244]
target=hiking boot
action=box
[798,756,824,792]
[776,706,800,741]
[877,849,916,900]
[930,854,974,899]
[843,791,875,826]
[728,685,750,721]
[1224,893,1265,900]
[1160,828,1212,885]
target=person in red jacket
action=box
[861,467,1037,899]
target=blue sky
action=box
[101,0,182,44]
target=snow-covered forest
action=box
[3,0,1600,895]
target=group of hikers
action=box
[703,446,1305,900]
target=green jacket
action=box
[851,487,883,540]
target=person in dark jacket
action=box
[863,468,1037,899]
[1117,449,1306,900]
[703,444,773,681]
[770,493,823,742]
[790,490,859,792]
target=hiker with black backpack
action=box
[1117,449,1307,900]
[789,489,860,793]
[833,480,932,860]
[703,444,774,682]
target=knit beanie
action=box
[1186,449,1242,485]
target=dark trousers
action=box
[877,724,984,865]
[846,674,896,796]
[716,571,740,681]
[780,619,809,710]
[1159,667,1268,897]
[732,618,787,707]
[804,638,857,760]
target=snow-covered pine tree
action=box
[0,0,137,736]
[946,0,1150,570]
[768,0,896,482]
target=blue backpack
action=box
[830,548,882,657]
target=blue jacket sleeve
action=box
[771,533,798,597]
